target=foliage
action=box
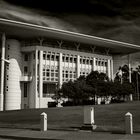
[59,77,93,104]
[110,82,134,99]
[131,65,140,92]
[114,64,129,83]
[54,68,135,105]
[114,64,140,99]
[86,71,110,97]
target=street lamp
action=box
[136,71,140,100]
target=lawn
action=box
[0,101,140,132]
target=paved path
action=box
[0,128,139,140]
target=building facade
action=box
[0,18,140,111]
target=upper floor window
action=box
[24,66,28,75]
[24,54,29,61]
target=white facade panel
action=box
[5,39,22,110]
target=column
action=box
[39,50,43,108]
[0,33,6,111]
[128,54,133,101]
[77,55,80,78]
[103,60,105,73]
[35,50,38,108]
[96,58,99,71]
[5,39,22,110]
[128,54,131,83]
[107,59,111,79]
[111,59,114,81]
[59,53,62,87]
[93,57,96,71]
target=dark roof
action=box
[0,18,140,54]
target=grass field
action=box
[0,101,140,132]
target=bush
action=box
[62,100,95,106]
[62,101,74,106]
[110,98,125,104]
[82,100,95,105]
[48,102,57,107]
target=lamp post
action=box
[136,71,139,100]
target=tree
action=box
[59,77,93,105]
[54,68,135,106]
[131,65,140,100]
[114,64,135,100]
[86,71,110,100]
[114,65,129,83]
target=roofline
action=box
[0,18,140,50]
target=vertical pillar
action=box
[97,58,99,72]
[83,106,96,130]
[128,54,133,101]
[107,59,111,80]
[40,112,47,131]
[125,112,133,135]
[111,59,114,81]
[93,57,96,71]
[84,106,95,125]
[77,55,80,78]
[5,39,22,110]
[128,54,132,83]
[39,50,43,108]
[35,50,38,108]
[59,53,62,87]
[103,60,106,73]
[0,33,6,111]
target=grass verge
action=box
[0,101,140,132]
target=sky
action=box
[0,0,140,45]
[0,0,140,68]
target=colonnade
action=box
[36,49,114,108]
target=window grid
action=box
[80,56,92,76]
[95,58,108,74]
[43,51,59,82]
[62,54,76,82]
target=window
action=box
[83,59,85,64]
[24,66,28,75]
[66,57,69,62]
[47,72,50,77]
[6,86,8,91]
[56,55,59,61]
[62,56,65,62]
[70,57,72,63]
[47,55,50,60]
[7,44,10,50]
[51,55,54,61]
[43,53,46,60]
[24,83,28,97]
[43,83,56,97]
[24,54,28,61]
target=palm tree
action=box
[115,65,129,84]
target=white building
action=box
[0,18,140,111]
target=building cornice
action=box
[0,18,140,54]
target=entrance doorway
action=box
[22,82,29,109]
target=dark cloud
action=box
[4,0,140,18]
[2,0,140,45]
[4,0,124,16]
